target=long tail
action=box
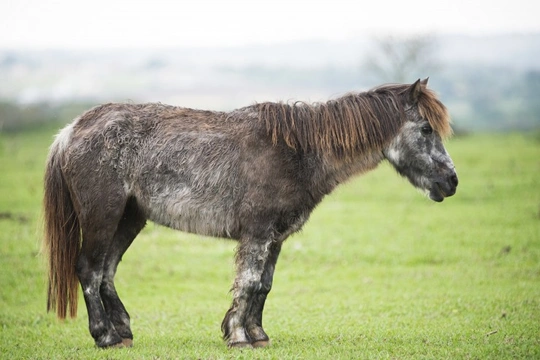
[43,127,80,319]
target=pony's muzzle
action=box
[429,172,458,202]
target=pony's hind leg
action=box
[100,197,146,347]
[76,190,128,348]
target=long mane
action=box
[256,83,451,157]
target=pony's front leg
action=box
[245,241,282,347]
[222,238,275,348]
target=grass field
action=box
[0,126,539,359]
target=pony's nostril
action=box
[450,174,458,187]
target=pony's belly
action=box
[145,195,239,239]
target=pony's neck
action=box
[330,147,386,184]
[309,146,386,200]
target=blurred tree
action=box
[363,35,439,83]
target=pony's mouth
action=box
[429,181,457,202]
[429,184,445,202]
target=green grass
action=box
[0,127,539,359]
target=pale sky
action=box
[1,0,538,49]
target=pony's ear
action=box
[420,77,429,86]
[407,79,422,104]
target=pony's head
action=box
[383,78,458,202]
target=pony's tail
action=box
[43,132,80,319]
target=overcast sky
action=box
[1,0,538,49]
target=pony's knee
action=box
[234,268,263,291]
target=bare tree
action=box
[363,35,439,83]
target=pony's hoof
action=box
[98,338,132,349]
[228,341,253,349]
[252,339,270,348]
[121,338,133,347]
[110,342,126,349]
[97,341,123,349]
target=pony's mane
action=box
[256,83,451,157]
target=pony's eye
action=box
[421,125,433,136]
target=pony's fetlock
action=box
[94,327,123,348]
[247,326,269,346]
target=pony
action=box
[43,78,458,348]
